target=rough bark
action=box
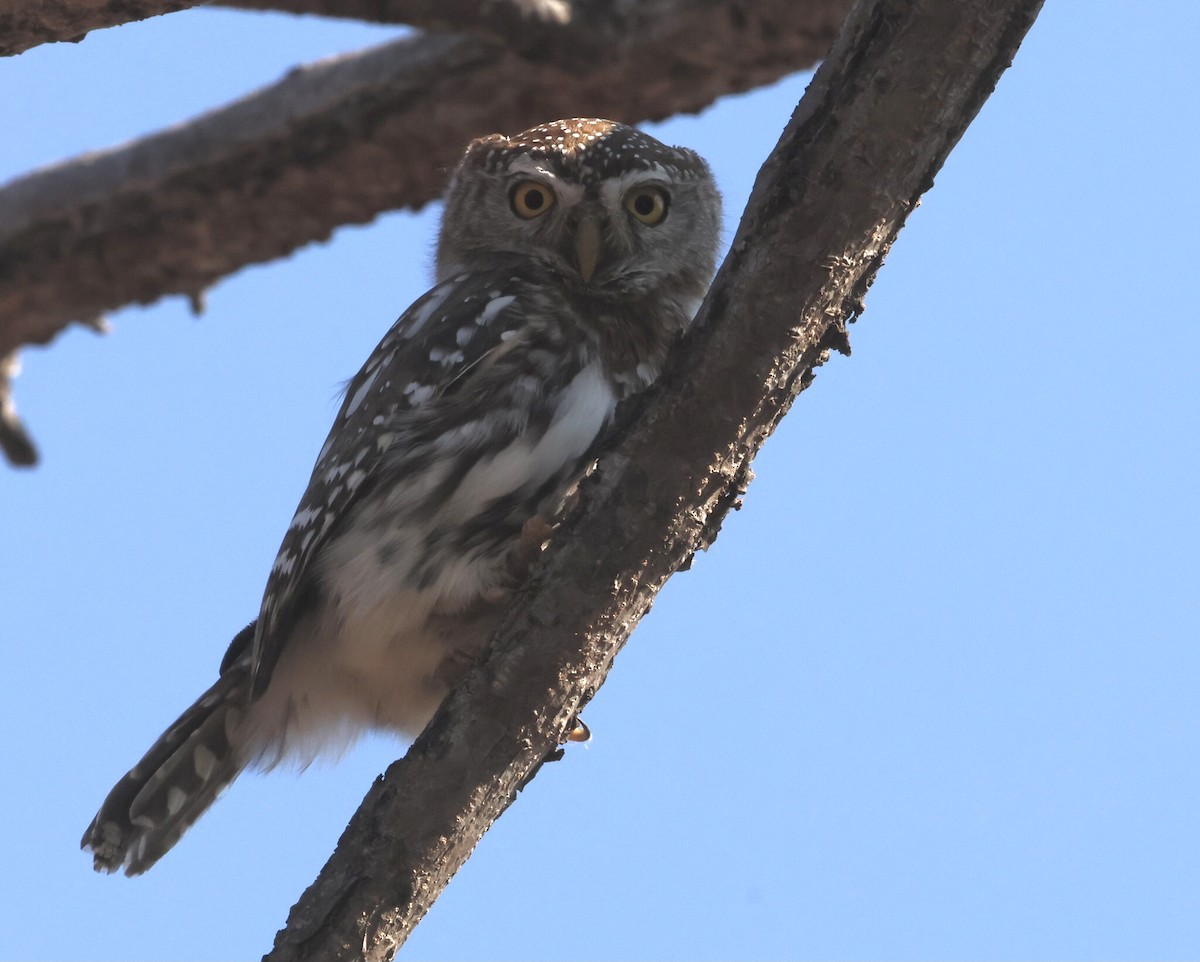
[219,0,573,39]
[0,0,578,57]
[263,0,1045,957]
[0,0,204,56]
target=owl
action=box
[82,118,722,875]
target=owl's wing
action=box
[245,267,533,694]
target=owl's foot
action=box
[480,516,557,605]
[509,514,555,579]
[432,647,481,691]
[522,513,556,549]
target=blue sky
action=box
[2,2,1197,959]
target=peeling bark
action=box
[263,0,1045,957]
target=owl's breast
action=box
[569,292,693,400]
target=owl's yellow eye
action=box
[510,181,555,219]
[624,186,669,226]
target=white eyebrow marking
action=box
[599,166,673,207]
[504,157,585,206]
[505,156,557,179]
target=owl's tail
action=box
[81,645,254,876]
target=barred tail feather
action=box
[82,666,250,876]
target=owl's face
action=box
[437,119,721,306]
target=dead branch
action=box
[262,0,1045,957]
[217,0,573,40]
[0,0,850,399]
[0,0,205,56]
[0,351,36,465]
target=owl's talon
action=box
[521,514,556,551]
[507,514,557,581]
[481,585,513,604]
[567,718,591,743]
[432,647,481,689]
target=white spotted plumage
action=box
[82,118,721,876]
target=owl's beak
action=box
[573,217,602,283]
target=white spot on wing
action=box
[290,506,322,530]
[322,461,351,484]
[345,368,380,418]
[404,284,453,337]
[193,745,217,781]
[403,382,435,405]
[429,347,464,365]
[166,786,188,817]
[477,295,515,326]
[316,435,335,464]
[432,419,486,452]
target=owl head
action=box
[437,118,722,309]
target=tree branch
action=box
[0,0,850,373]
[0,0,205,56]
[263,0,1045,956]
[0,351,36,466]
[216,0,573,39]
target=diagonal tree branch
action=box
[263,0,1045,956]
[0,0,573,58]
[0,351,37,466]
[0,0,852,365]
[0,0,205,57]
[217,0,573,39]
